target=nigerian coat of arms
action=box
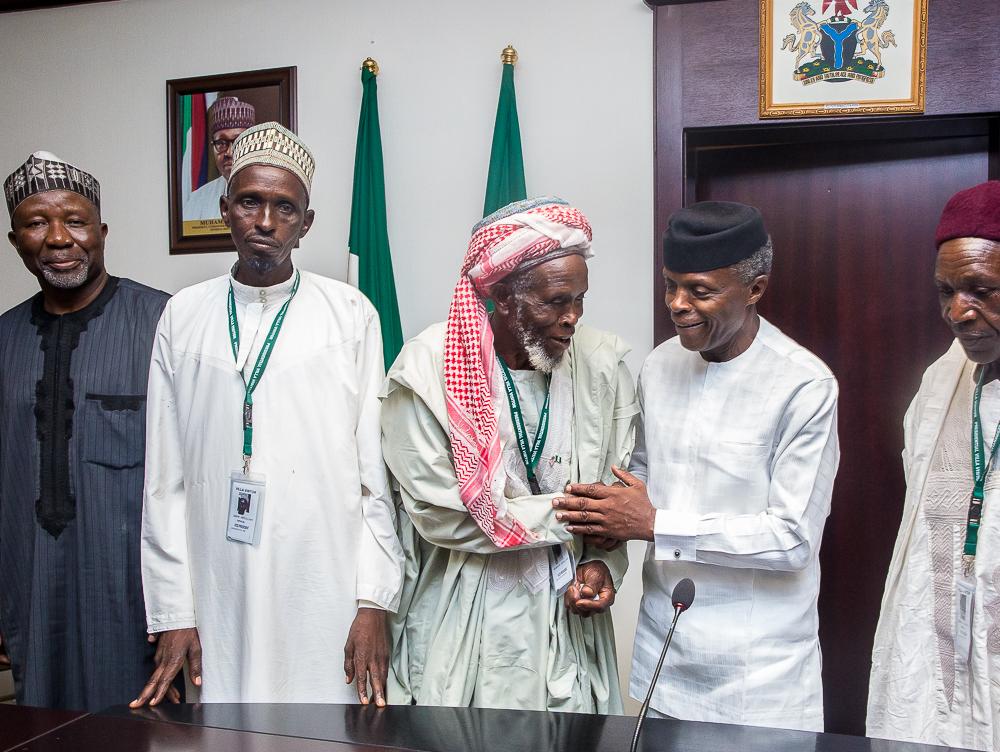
[782,0,897,85]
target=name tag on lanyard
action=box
[549,543,575,595]
[225,269,300,546]
[227,471,266,545]
[955,575,976,667]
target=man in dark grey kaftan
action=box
[0,152,169,711]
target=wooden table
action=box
[2,703,971,752]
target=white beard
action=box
[512,306,563,373]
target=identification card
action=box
[955,576,976,666]
[227,471,266,545]
[549,544,575,595]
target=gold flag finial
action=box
[362,57,379,76]
[501,45,518,65]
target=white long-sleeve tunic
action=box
[629,317,840,731]
[140,269,403,702]
[868,341,1000,751]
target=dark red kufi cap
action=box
[935,181,1000,247]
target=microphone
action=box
[628,578,695,752]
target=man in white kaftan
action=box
[137,123,403,706]
[556,201,839,731]
[382,198,636,712]
[868,182,1000,751]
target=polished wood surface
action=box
[654,0,1000,734]
[100,703,969,752]
[0,705,86,752]
[11,712,389,752]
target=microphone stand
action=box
[628,603,684,752]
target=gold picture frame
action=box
[759,0,927,118]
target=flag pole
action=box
[348,55,405,369]
[483,44,527,217]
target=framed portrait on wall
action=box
[166,66,296,254]
[759,0,927,118]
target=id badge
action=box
[955,576,976,666]
[549,544,575,596]
[227,471,266,545]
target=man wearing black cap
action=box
[0,151,170,710]
[554,201,839,731]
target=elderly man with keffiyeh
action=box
[380,196,638,712]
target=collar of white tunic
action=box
[229,265,298,306]
[228,265,299,373]
[692,316,766,385]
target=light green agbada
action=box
[380,322,638,712]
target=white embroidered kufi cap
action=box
[229,122,315,196]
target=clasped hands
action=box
[553,465,656,543]
[558,467,656,618]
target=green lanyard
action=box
[497,357,551,495]
[965,366,1000,573]
[227,271,300,474]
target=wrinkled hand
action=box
[564,560,616,617]
[554,466,656,542]
[0,631,10,668]
[344,607,389,707]
[130,627,201,707]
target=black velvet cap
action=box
[662,201,768,273]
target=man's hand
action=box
[553,466,656,542]
[564,561,616,617]
[130,627,201,708]
[0,631,10,668]
[344,607,389,707]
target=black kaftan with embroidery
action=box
[0,277,168,711]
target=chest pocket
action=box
[702,441,772,513]
[83,393,146,470]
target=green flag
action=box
[483,48,526,217]
[348,62,404,370]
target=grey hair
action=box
[732,237,773,285]
[507,267,535,298]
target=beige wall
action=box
[0,0,654,711]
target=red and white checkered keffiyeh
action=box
[444,198,592,548]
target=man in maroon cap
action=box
[182,96,256,221]
[868,181,1000,751]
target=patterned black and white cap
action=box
[4,151,101,218]
[230,122,315,196]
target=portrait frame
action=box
[759,0,927,118]
[167,66,297,255]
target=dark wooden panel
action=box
[653,7,685,343]
[925,0,1000,116]
[688,121,990,735]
